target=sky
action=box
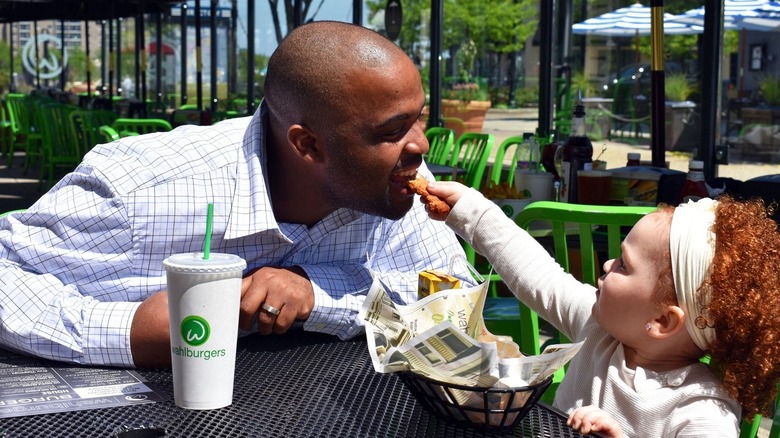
[234,0,371,55]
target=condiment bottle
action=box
[560,103,593,203]
[679,160,709,203]
[626,152,641,166]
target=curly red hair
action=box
[705,195,780,418]
[652,196,780,418]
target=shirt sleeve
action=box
[445,188,595,341]
[0,172,140,367]
[301,197,473,340]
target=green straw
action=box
[203,203,214,260]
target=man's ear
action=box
[287,124,324,163]
[647,305,687,339]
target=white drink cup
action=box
[163,252,246,410]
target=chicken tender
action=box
[407,174,451,216]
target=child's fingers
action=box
[425,181,467,205]
[567,406,603,433]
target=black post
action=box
[139,0,147,108]
[700,0,724,178]
[229,0,237,95]
[556,0,573,116]
[83,1,91,97]
[60,20,66,91]
[135,16,141,99]
[650,0,666,168]
[195,0,203,110]
[9,22,15,92]
[180,2,188,106]
[108,5,114,107]
[101,20,106,94]
[34,21,40,89]
[293,0,302,28]
[247,0,256,114]
[156,12,163,106]
[353,0,362,25]
[116,18,122,97]
[428,0,443,129]
[210,0,218,116]
[538,0,553,138]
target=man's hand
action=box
[240,266,314,335]
[130,290,172,368]
[567,405,625,438]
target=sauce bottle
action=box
[626,152,641,166]
[679,160,709,203]
[560,103,593,203]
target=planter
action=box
[441,99,491,138]
[664,101,698,152]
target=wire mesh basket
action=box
[398,371,552,431]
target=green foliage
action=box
[514,86,539,108]
[443,76,489,104]
[571,71,596,98]
[757,74,780,106]
[367,0,537,70]
[665,73,694,102]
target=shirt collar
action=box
[225,100,284,240]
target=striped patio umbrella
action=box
[572,2,703,36]
[671,0,775,93]
[671,0,770,30]
[573,2,701,166]
[737,1,780,31]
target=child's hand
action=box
[567,405,625,438]
[423,181,469,220]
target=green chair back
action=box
[71,110,118,155]
[112,118,172,137]
[507,201,655,402]
[5,93,44,170]
[490,135,526,188]
[38,102,81,188]
[424,127,455,166]
[445,132,494,190]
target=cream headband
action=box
[669,198,718,351]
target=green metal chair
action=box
[500,201,656,402]
[0,98,12,163]
[489,135,528,189]
[443,132,494,190]
[111,118,172,137]
[38,102,81,188]
[5,93,44,171]
[424,126,455,166]
[70,109,118,155]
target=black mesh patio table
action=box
[0,332,596,437]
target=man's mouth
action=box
[390,169,419,194]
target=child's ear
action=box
[646,305,686,339]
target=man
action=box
[0,22,471,368]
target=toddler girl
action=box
[423,181,780,437]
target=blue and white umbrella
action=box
[572,3,703,36]
[670,0,770,30]
[737,1,780,31]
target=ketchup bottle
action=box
[679,160,709,203]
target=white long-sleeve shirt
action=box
[0,102,471,368]
[446,188,740,437]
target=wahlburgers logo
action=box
[500,204,515,217]
[181,315,210,347]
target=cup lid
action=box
[163,253,246,273]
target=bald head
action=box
[264,21,412,128]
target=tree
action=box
[366,0,537,75]
[267,0,327,44]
